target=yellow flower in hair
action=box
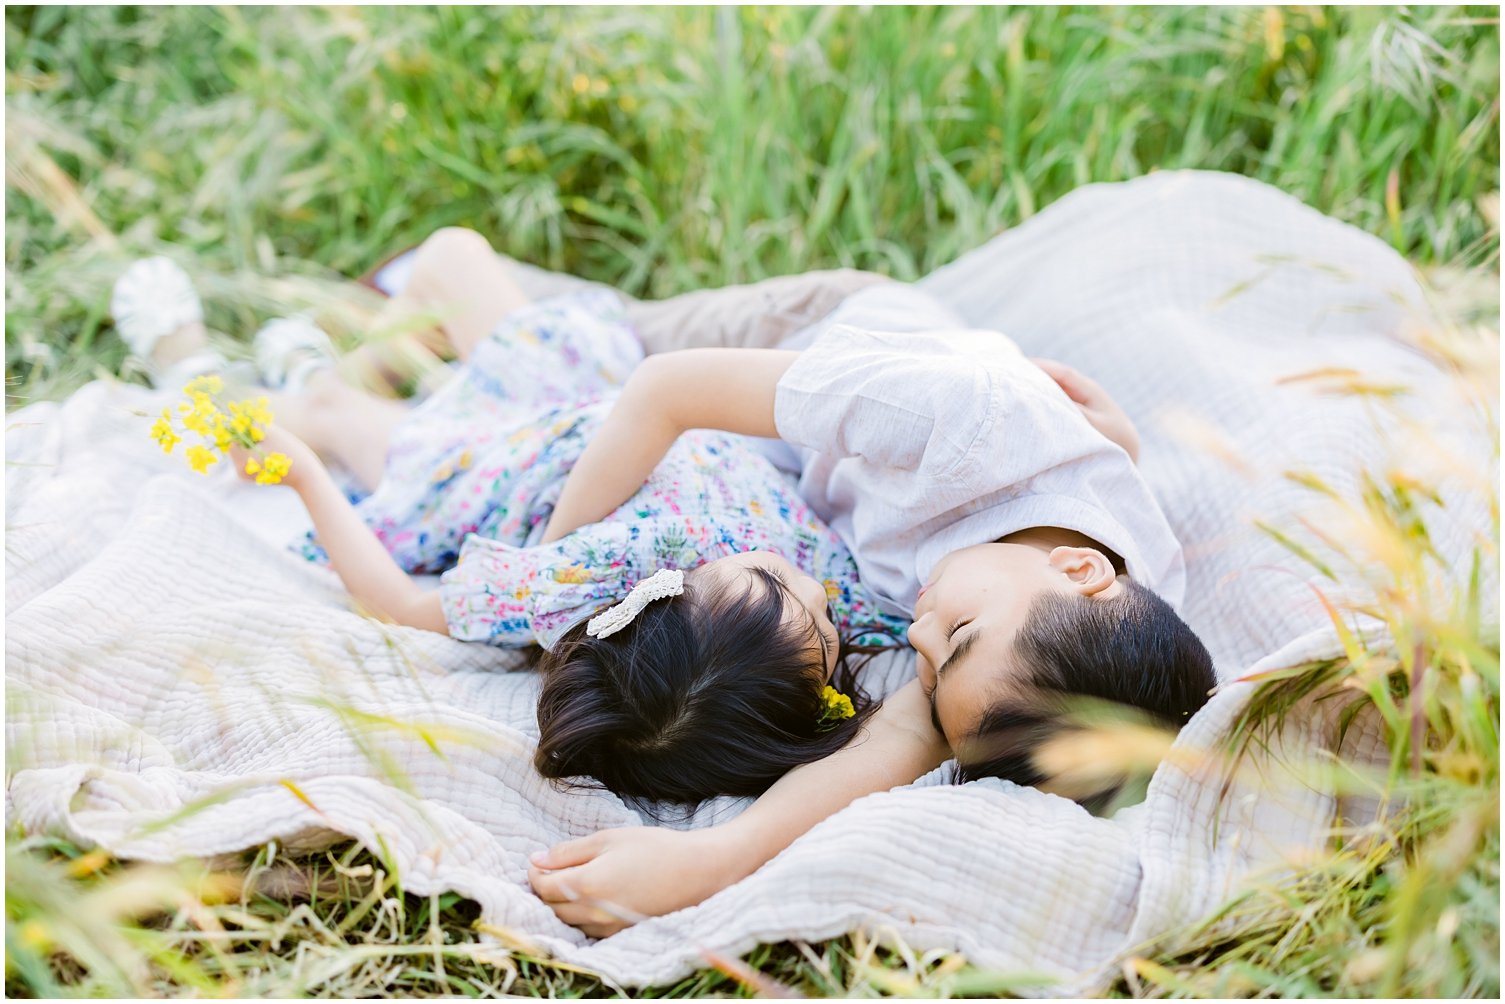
[185,444,219,474]
[818,685,855,730]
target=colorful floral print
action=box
[299,290,908,650]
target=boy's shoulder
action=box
[812,323,1077,420]
[816,321,1026,360]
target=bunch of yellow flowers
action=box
[150,375,292,485]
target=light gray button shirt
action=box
[772,293,1188,619]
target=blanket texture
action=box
[6,171,1494,994]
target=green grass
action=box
[5,5,1499,400]
[4,4,1500,999]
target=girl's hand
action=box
[228,423,322,491]
[528,827,751,938]
[1031,358,1141,463]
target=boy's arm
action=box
[527,679,948,936]
[233,432,448,634]
[540,348,799,543]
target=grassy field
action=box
[5,4,1500,999]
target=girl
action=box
[113,229,909,806]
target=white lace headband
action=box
[585,568,685,639]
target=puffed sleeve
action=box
[772,325,1001,481]
[438,523,635,650]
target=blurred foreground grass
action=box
[5,4,1500,999]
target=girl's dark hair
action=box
[954,581,1215,814]
[534,567,882,806]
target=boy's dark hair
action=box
[954,581,1215,813]
[534,567,877,806]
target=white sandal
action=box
[253,316,337,392]
[111,256,223,385]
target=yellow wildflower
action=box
[156,386,279,476]
[179,394,219,435]
[151,411,180,453]
[183,374,223,396]
[185,444,219,474]
[252,451,291,485]
[19,919,50,950]
[818,686,855,730]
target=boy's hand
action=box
[228,423,322,490]
[1031,358,1141,462]
[528,826,754,938]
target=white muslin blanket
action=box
[6,172,1495,994]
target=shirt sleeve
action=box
[438,524,636,650]
[772,325,1002,481]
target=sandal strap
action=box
[253,316,336,391]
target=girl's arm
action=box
[527,679,948,936]
[540,348,799,543]
[233,432,448,634]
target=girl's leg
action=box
[267,369,407,492]
[400,226,533,361]
[346,227,532,381]
[271,228,528,487]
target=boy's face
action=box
[909,541,1124,749]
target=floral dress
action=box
[300,289,909,650]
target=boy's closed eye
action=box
[928,629,982,743]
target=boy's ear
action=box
[1047,546,1119,597]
